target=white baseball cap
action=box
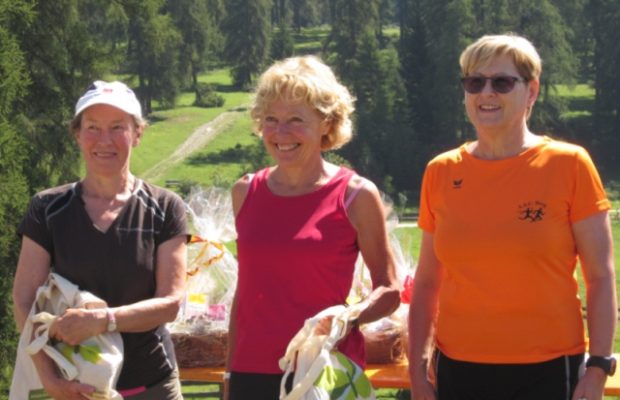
[75,80,142,119]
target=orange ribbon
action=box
[186,235,226,277]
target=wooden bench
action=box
[180,357,620,397]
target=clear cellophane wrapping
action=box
[169,188,237,367]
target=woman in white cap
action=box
[12,81,188,399]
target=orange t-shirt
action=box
[418,137,610,363]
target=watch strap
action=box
[586,355,617,376]
[106,308,117,332]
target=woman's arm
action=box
[13,237,52,331]
[571,211,616,400]
[408,231,442,400]
[231,174,252,217]
[347,178,400,324]
[51,234,188,343]
[109,234,187,331]
[224,285,239,400]
[577,211,617,356]
[13,237,96,399]
[222,176,252,400]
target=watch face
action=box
[610,358,617,376]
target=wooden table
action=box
[180,359,620,397]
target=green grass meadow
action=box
[131,91,252,177]
[154,112,259,188]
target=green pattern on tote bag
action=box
[28,388,53,399]
[279,304,376,400]
[314,352,373,399]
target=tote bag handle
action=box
[26,312,79,380]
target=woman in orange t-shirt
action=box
[408,34,616,400]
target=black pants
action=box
[435,350,584,400]
[229,372,293,400]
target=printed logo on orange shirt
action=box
[518,201,546,222]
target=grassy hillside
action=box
[130,68,252,179]
[154,112,259,188]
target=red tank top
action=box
[231,166,364,373]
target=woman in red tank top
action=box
[225,55,401,400]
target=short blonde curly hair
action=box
[459,33,542,82]
[251,55,355,151]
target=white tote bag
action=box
[9,273,124,400]
[279,305,376,400]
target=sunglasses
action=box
[461,75,526,94]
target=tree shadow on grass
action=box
[149,114,168,122]
[187,143,256,165]
[215,83,244,93]
[566,96,594,113]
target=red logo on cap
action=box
[103,88,113,93]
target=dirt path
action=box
[141,107,247,181]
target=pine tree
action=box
[399,0,474,191]
[589,0,620,174]
[14,0,123,189]
[290,0,319,31]
[271,21,295,60]
[551,0,593,81]
[324,0,380,79]
[222,0,271,89]
[166,0,224,90]
[354,34,413,195]
[470,0,512,35]
[0,0,33,392]
[477,0,577,133]
[124,0,183,112]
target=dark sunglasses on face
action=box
[460,75,526,94]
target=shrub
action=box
[194,83,225,108]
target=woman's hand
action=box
[410,374,437,400]
[313,315,358,342]
[313,316,334,336]
[49,308,107,345]
[33,351,96,400]
[41,374,96,400]
[410,361,437,400]
[571,367,606,400]
[223,376,230,400]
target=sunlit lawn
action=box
[153,112,258,188]
[180,383,407,399]
[130,83,251,177]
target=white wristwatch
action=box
[106,308,117,332]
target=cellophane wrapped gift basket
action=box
[348,195,416,364]
[169,188,238,367]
